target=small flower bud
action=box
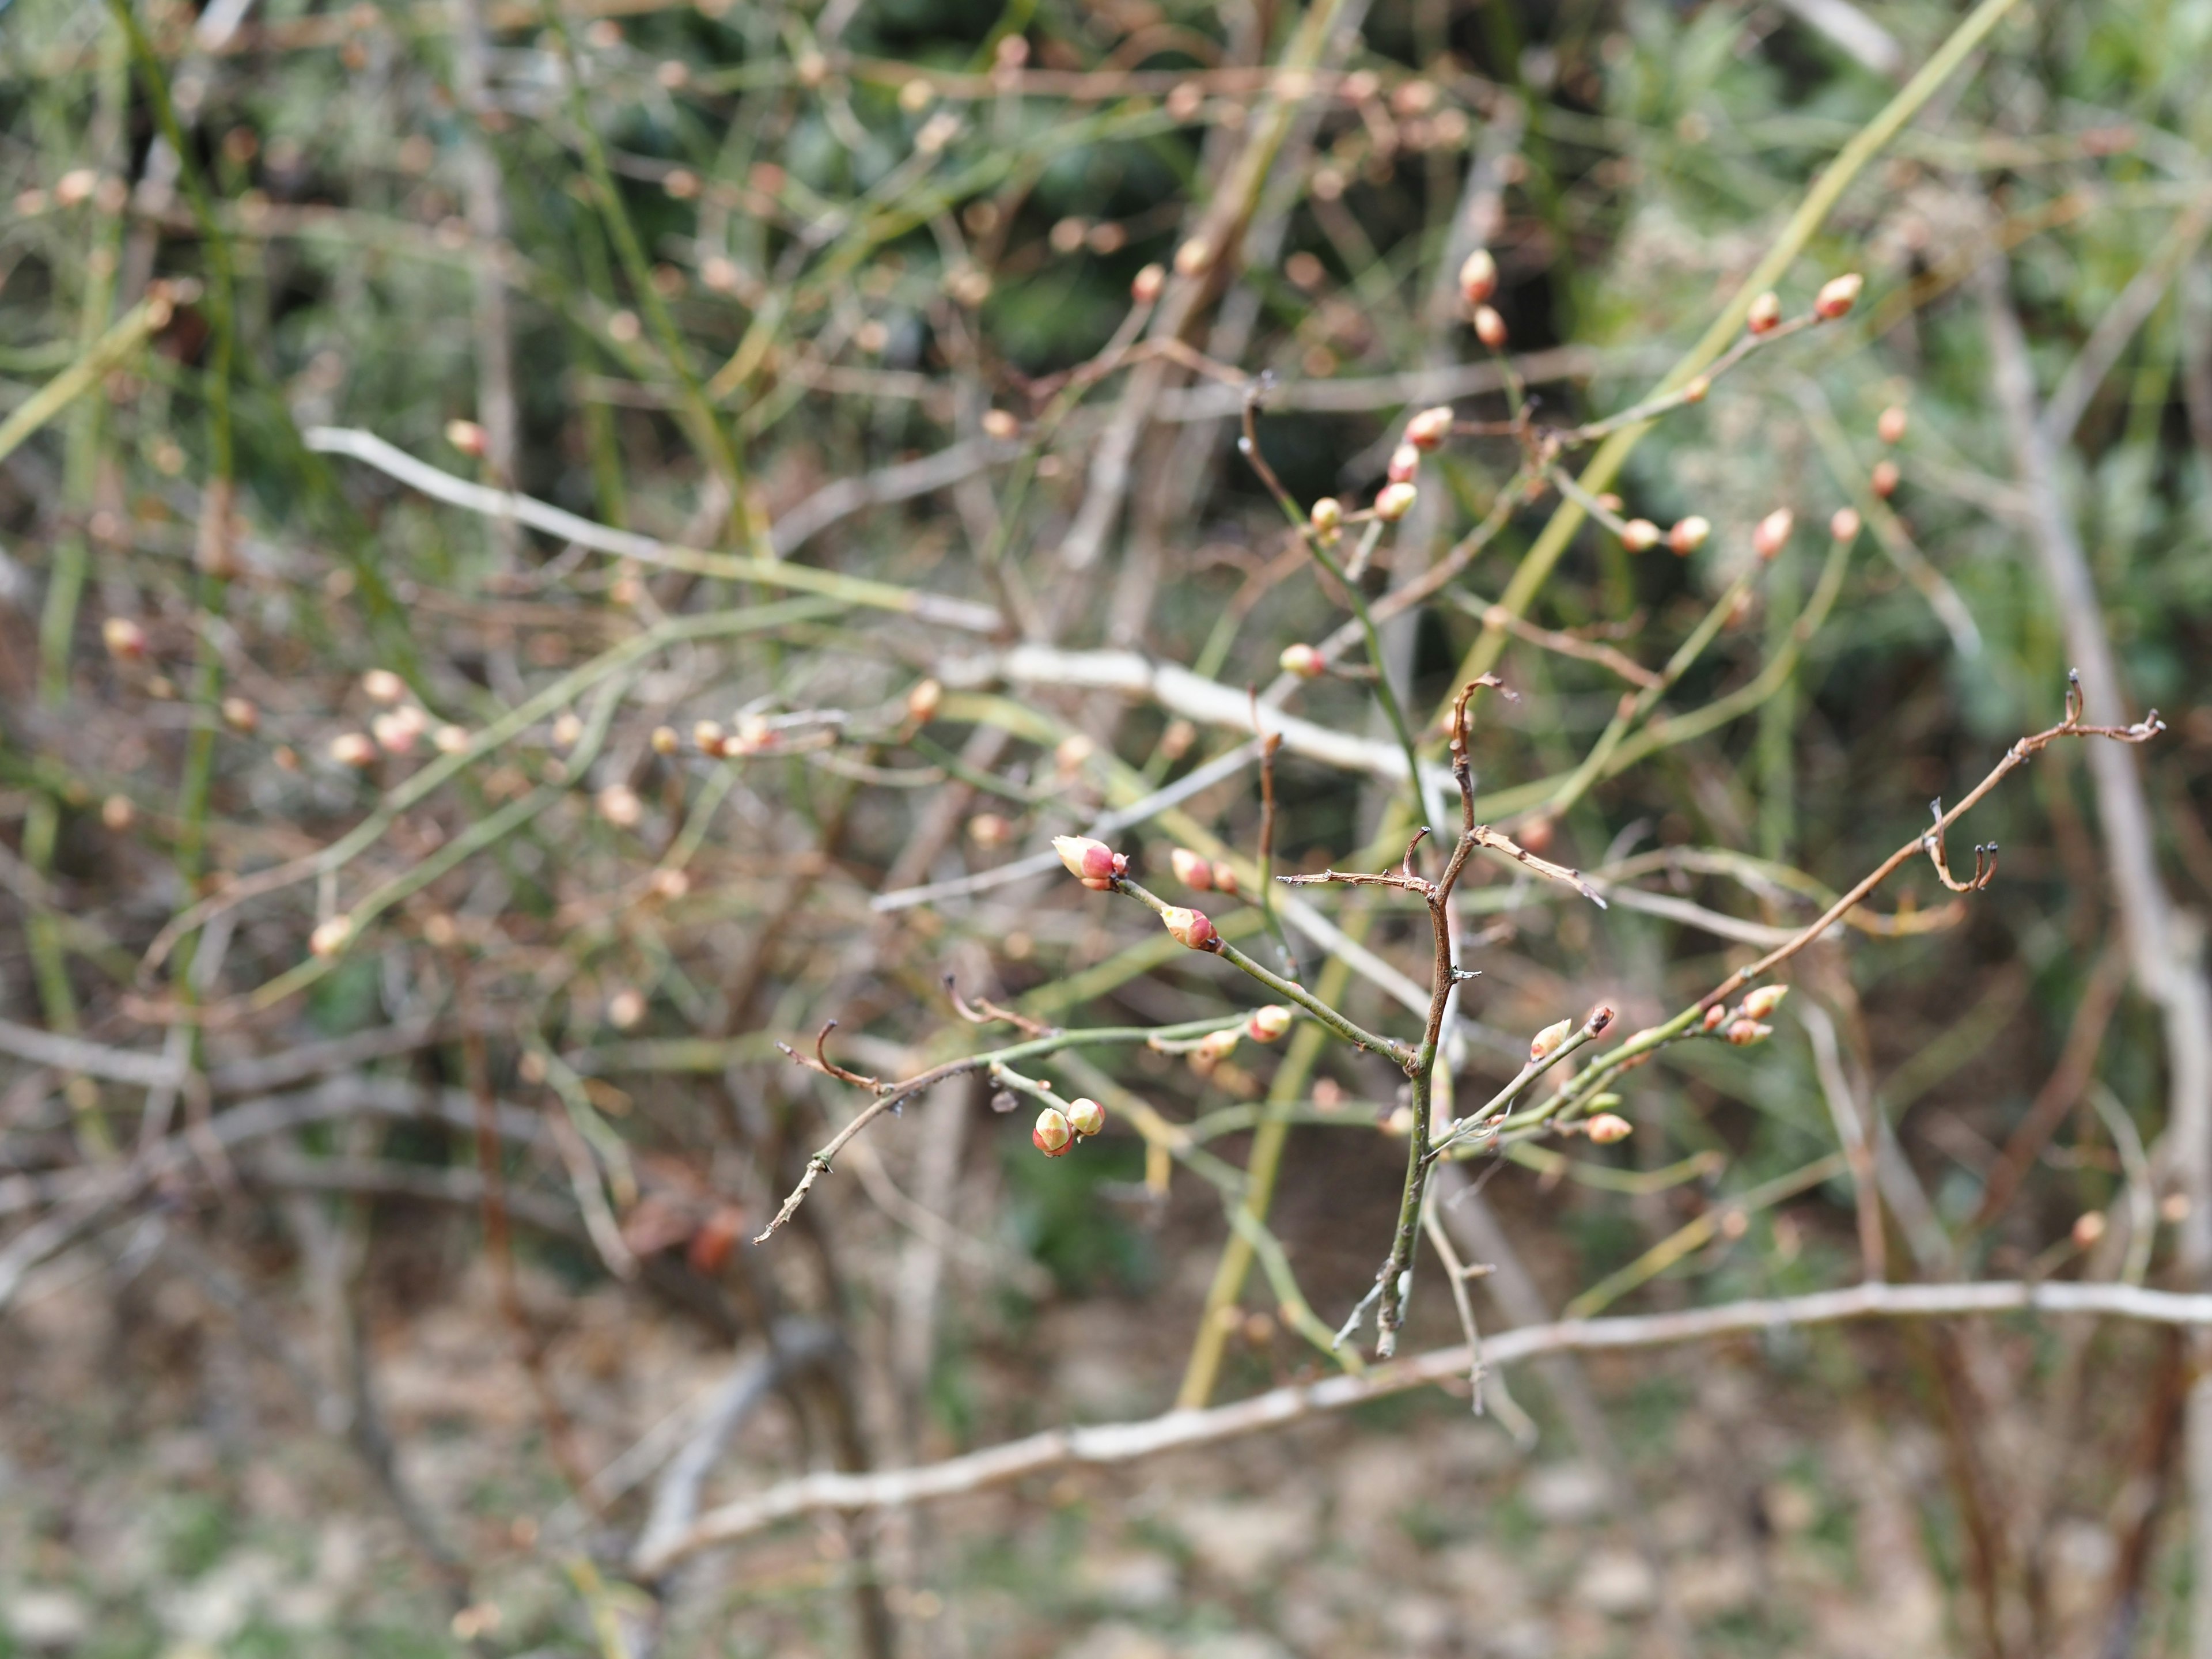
[651,725,678,755]
[1472,304,1508,349]
[433,724,470,755]
[1725,1018,1772,1046]
[372,707,424,755]
[1585,1005,1615,1037]
[1210,862,1239,896]
[1162,906,1217,950]
[1032,1107,1073,1157]
[421,912,457,949]
[1309,497,1342,535]
[1195,1028,1240,1063]
[649,868,691,898]
[693,719,726,753]
[1375,481,1418,521]
[1682,374,1711,404]
[1752,507,1794,560]
[103,617,147,661]
[906,678,943,722]
[445,418,488,456]
[552,711,584,749]
[1701,1003,1729,1032]
[1814,272,1863,320]
[1871,459,1900,498]
[1620,518,1660,552]
[1172,237,1212,278]
[1529,1018,1573,1063]
[598,784,643,828]
[2071,1210,2107,1248]
[980,408,1018,441]
[1739,984,1789,1020]
[1131,263,1166,305]
[309,914,354,957]
[1387,443,1421,485]
[967,812,1013,848]
[361,668,406,705]
[1458,248,1498,306]
[1746,290,1782,335]
[1170,847,1214,890]
[1247,1005,1293,1043]
[220,695,259,732]
[1066,1097,1105,1138]
[1668,516,1711,556]
[329,732,377,768]
[100,794,135,831]
[1405,406,1455,450]
[1279,642,1325,679]
[1052,835,1127,891]
[1585,1112,1633,1145]
[1829,507,1861,542]
[1877,404,1909,445]
[608,988,646,1029]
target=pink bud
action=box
[1247,1005,1293,1043]
[1620,518,1660,552]
[1279,643,1325,679]
[329,732,378,768]
[1871,459,1900,498]
[1066,1097,1105,1138]
[103,617,148,661]
[1210,862,1239,896]
[1405,406,1454,450]
[1752,507,1794,560]
[1169,847,1214,890]
[1814,272,1863,320]
[1877,405,1908,445]
[1739,985,1789,1020]
[445,418,488,456]
[220,696,258,732]
[1829,507,1861,542]
[1195,1028,1240,1063]
[1682,374,1711,404]
[1701,1004,1729,1032]
[372,706,425,755]
[1472,305,1508,349]
[1667,516,1711,556]
[1746,291,1782,335]
[1725,1018,1772,1047]
[1529,1018,1573,1063]
[1052,835,1126,891]
[906,678,943,721]
[362,668,406,705]
[1162,906,1217,950]
[1376,481,1418,521]
[2071,1210,2107,1248]
[1458,248,1498,306]
[1309,496,1342,535]
[1033,1107,1073,1156]
[1586,1112,1633,1145]
[1387,443,1421,484]
[1131,264,1165,305]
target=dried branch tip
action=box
[1161,907,1218,950]
[1054,835,1127,891]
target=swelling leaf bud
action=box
[1747,291,1782,335]
[1472,304,1508,349]
[1752,507,1794,560]
[1586,1112,1634,1145]
[1170,847,1214,889]
[1066,1097,1105,1138]
[1815,272,1863,319]
[1280,642,1326,679]
[1668,516,1711,556]
[1529,1018,1573,1063]
[1405,406,1454,450]
[1162,906,1218,950]
[1032,1107,1073,1157]
[1620,518,1661,553]
[1739,984,1789,1020]
[1376,481,1418,521]
[1247,1005,1293,1043]
[1458,248,1498,305]
[1052,835,1127,891]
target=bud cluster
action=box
[1033,1095,1108,1157]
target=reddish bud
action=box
[1682,374,1711,404]
[329,732,377,768]
[1066,1097,1105,1138]
[1053,835,1126,891]
[1458,248,1498,306]
[1387,443,1421,485]
[1746,291,1782,335]
[1702,1004,1729,1032]
[1131,263,1166,305]
[693,719,725,753]
[1210,862,1238,896]
[2071,1210,2107,1248]
[980,408,1018,441]
[1170,847,1215,890]
[1586,1112,1633,1145]
[1472,304,1508,349]
[1814,272,1863,320]
[100,794,134,831]
[1829,507,1861,543]
[372,706,425,756]
[1033,1107,1073,1156]
[1405,405,1454,450]
[1375,481,1419,522]
[1871,459,1900,498]
[649,868,691,899]
[906,678,943,722]
[1172,237,1212,278]
[1195,1028,1240,1064]
[1279,643,1325,680]
[1247,1005,1293,1043]
[1162,906,1217,949]
[1724,1018,1772,1047]
[445,418,488,456]
[968,812,1013,848]
[1529,1018,1573,1063]
[1877,404,1909,445]
[361,668,406,705]
[1752,507,1794,560]
[103,617,147,661]
[1668,516,1711,556]
[1739,985,1789,1020]
[1620,518,1660,553]
[220,696,259,732]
